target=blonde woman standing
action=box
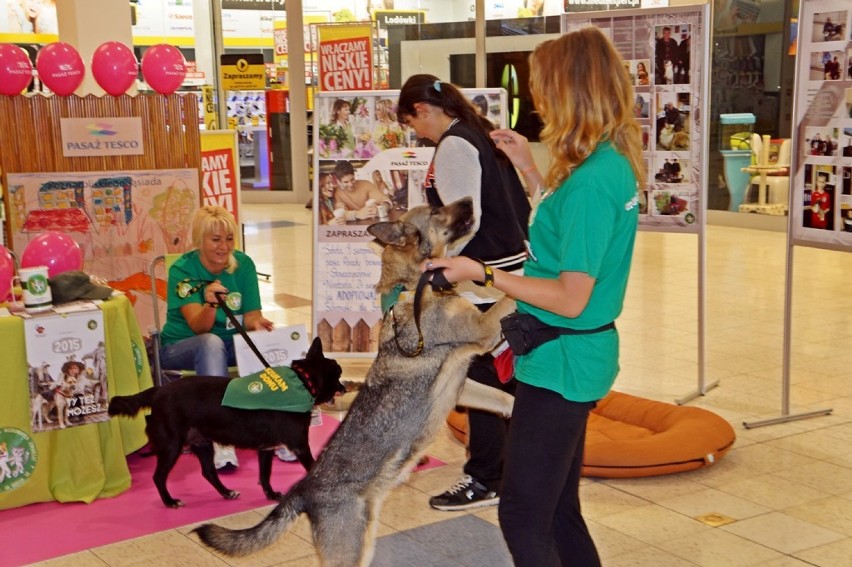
[424,27,645,566]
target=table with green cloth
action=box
[0,294,152,510]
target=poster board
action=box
[564,5,710,233]
[311,88,508,355]
[790,0,852,250]
[234,324,311,375]
[23,305,107,433]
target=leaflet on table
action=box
[233,324,310,376]
[24,309,108,433]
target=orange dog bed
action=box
[447,390,735,478]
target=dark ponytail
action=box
[397,74,495,136]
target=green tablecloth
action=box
[0,294,152,510]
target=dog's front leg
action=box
[476,297,517,350]
[456,378,514,418]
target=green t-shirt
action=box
[160,249,263,346]
[515,142,639,402]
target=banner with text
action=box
[316,24,374,92]
[201,130,241,225]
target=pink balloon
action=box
[21,232,83,278]
[0,245,14,301]
[141,44,186,95]
[0,44,33,96]
[92,41,138,96]
[36,42,85,96]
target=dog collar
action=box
[290,360,317,398]
[380,284,409,315]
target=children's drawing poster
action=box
[7,169,200,330]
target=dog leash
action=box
[213,292,318,396]
[390,268,455,358]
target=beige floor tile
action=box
[657,528,783,566]
[783,496,852,537]
[657,487,771,520]
[605,544,700,566]
[587,520,647,560]
[599,474,708,503]
[715,473,830,510]
[792,537,852,567]
[31,551,111,567]
[721,512,845,555]
[88,530,228,567]
[595,504,710,545]
[580,482,655,520]
[772,461,852,496]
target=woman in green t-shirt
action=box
[423,27,645,566]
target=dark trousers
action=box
[498,381,600,567]
[464,353,515,492]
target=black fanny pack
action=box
[500,312,615,356]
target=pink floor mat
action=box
[0,415,444,566]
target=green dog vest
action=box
[221,366,314,413]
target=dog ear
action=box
[367,221,419,248]
[306,336,325,359]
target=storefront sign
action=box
[220,53,267,90]
[59,117,144,157]
[373,10,426,27]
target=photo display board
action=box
[791,0,852,249]
[311,89,508,355]
[564,5,710,233]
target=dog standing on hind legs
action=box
[194,197,515,565]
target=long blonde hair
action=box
[190,205,238,273]
[529,27,646,190]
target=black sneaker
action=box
[429,475,499,511]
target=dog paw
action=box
[165,499,184,508]
[224,490,240,500]
[265,490,283,501]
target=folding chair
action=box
[148,254,239,386]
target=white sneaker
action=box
[275,446,298,462]
[213,443,239,471]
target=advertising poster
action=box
[316,24,374,92]
[312,89,507,355]
[790,0,852,249]
[564,6,709,233]
[24,307,107,433]
[7,169,199,330]
[200,130,241,224]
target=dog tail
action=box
[193,490,305,556]
[107,388,158,417]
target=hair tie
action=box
[433,80,441,92]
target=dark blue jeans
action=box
[498,381,600,567]
[160,333,236,379]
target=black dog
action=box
[108,337,344,508]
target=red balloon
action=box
[0,245,14,301]
[141,44,187,95]
[36,42,85,96]
[91,41,138,96]
[0,44,33,96]
[21,232,83,278]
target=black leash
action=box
[391,268,455,358]
[214,291,318,396]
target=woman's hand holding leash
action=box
[422,257,491,286]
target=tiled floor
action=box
[32,203,852,566]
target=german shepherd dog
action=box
[194,197,515,565]
[108,337,345,508]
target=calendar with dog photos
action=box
[23,307,108,433]
[564,5,710,233]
